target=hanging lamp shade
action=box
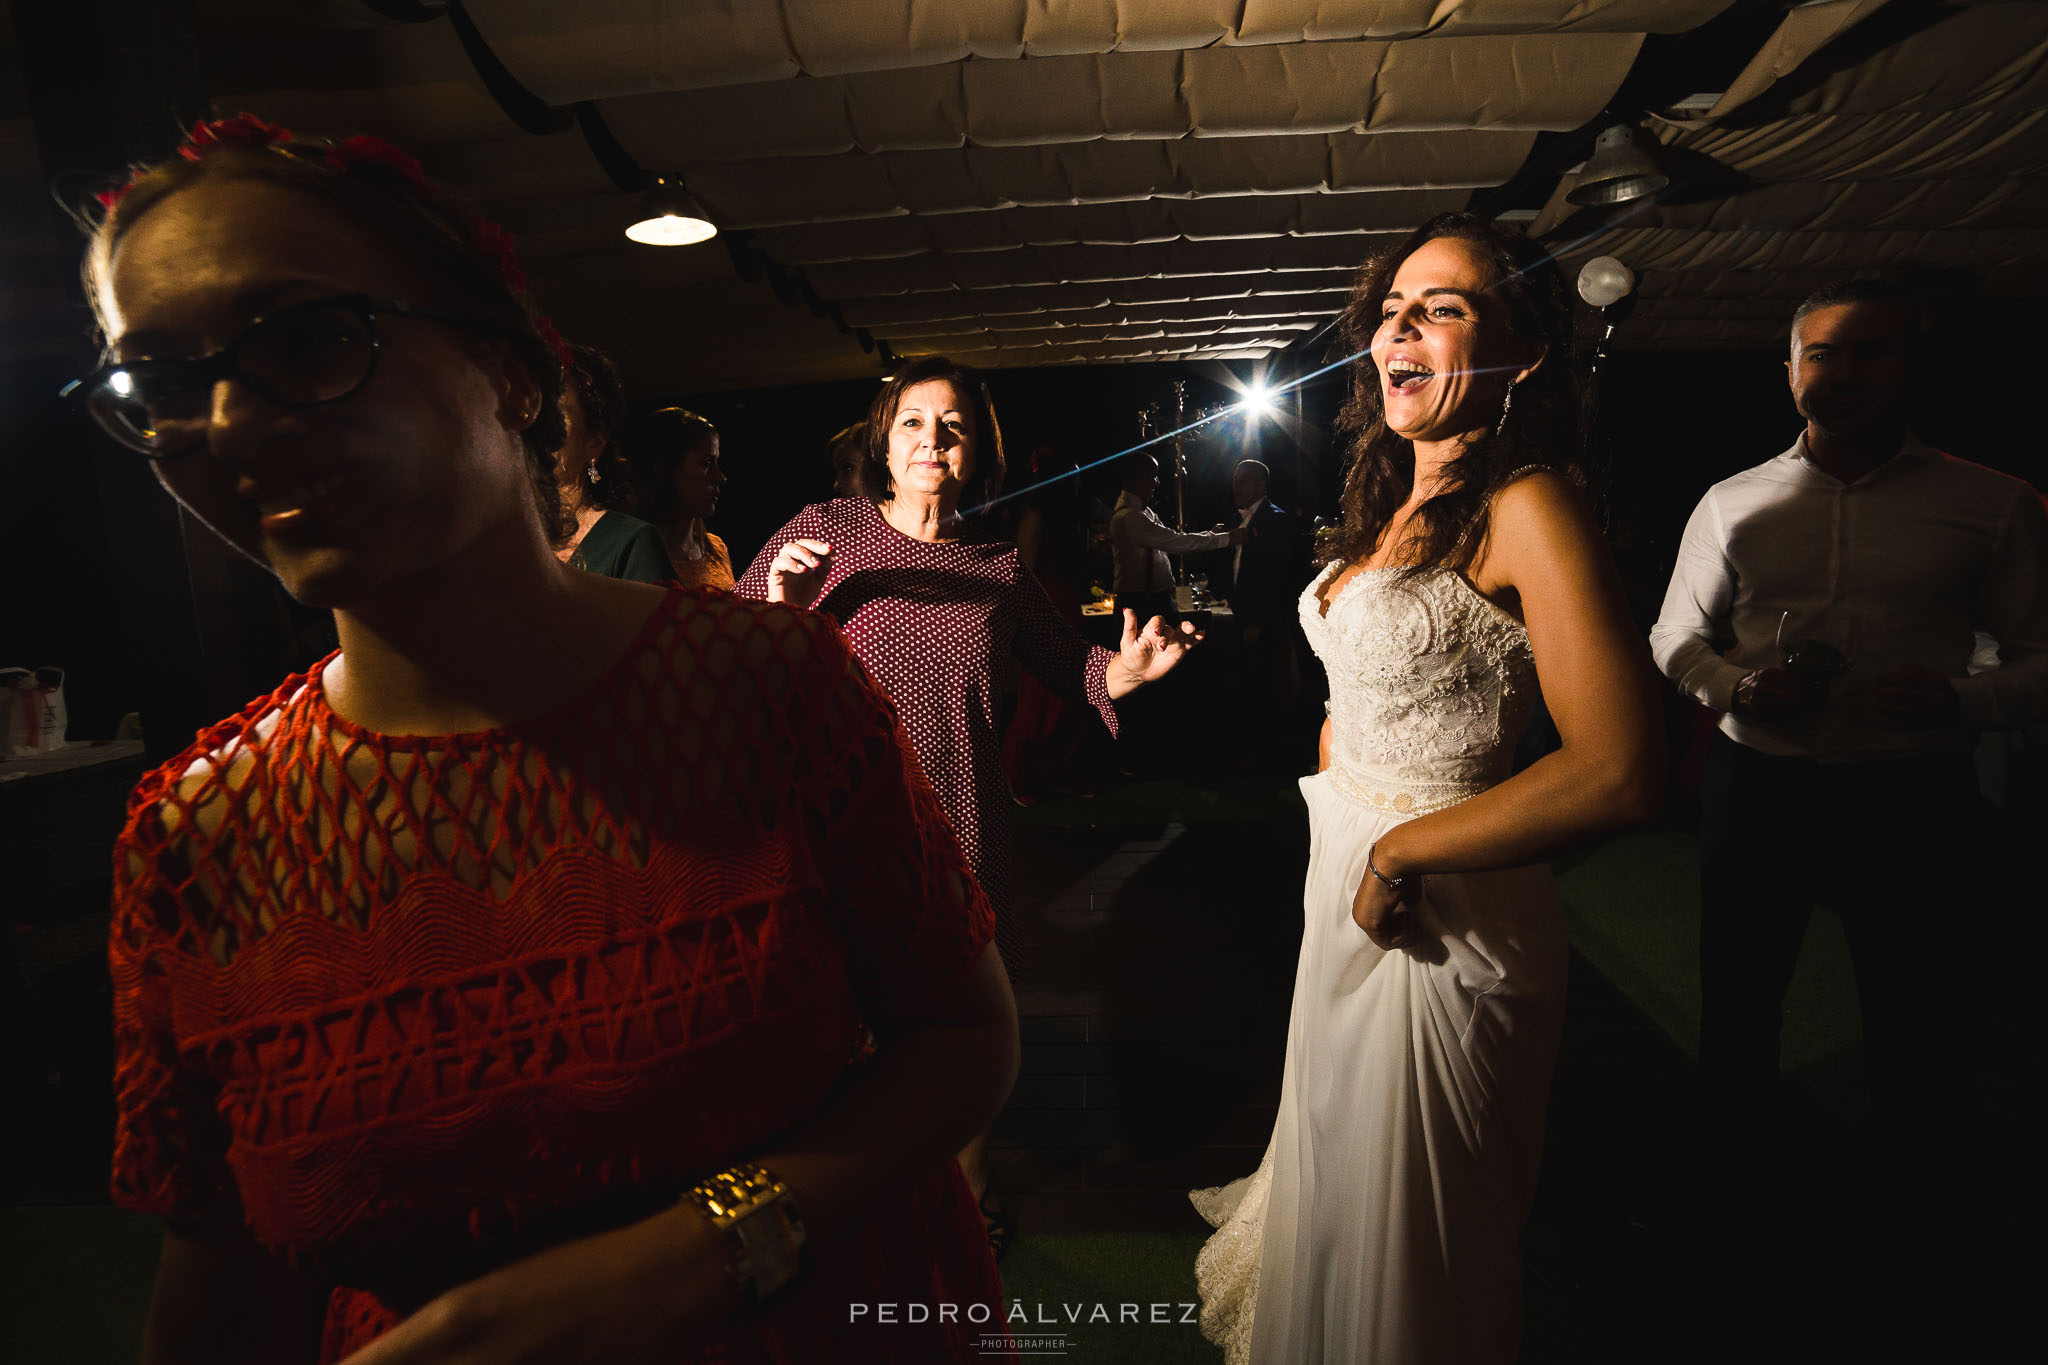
[626,177,716,245]
[1566,125,1669,207]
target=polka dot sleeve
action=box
[788,614,997,1013]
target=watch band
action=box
[685,1162,807,1306]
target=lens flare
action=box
[954,346,1367,523]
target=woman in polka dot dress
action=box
[736,356,1203,1244]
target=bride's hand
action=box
[1351,842,1422,949]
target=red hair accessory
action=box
[95,114,567,371]
[96,113,297,212]
[179,114,295,161]
[321,134,426,186]
[464,215,569,368]
[466,217,530,298]
[532,315,573,372]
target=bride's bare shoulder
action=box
[1469,470,1600,588]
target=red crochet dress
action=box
[109,588,1011,1363]
[735,498,1118,976]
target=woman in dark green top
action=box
[554,344,677,583]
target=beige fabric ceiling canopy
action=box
[5,0,2043,387]
[1543,0,2048,349]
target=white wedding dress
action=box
[1192,561,1569,1365]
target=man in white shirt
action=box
[1108,452,1241,775]
[1652,280,2047,1189]
[1110,451,1241,624]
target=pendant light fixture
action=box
[1566,124,1669,207]
[626,176,716,246]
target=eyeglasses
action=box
[64,293,493,459]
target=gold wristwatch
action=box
[684,1163,807,1306]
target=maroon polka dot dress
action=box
[737,498,1119,975]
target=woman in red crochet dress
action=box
[82,119,1018,1365]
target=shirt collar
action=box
[1786,429,1931,484]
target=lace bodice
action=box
[1302,562,1537,799]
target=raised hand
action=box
[1107,609,1203,698]
[766,538,833,609]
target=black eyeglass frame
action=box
[62,293,500,459]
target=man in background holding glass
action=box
[1651,277,2047,1287]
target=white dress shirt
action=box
[1111,490,1233,594]
[1651,433,2048,760]
[1234,501,1259,581]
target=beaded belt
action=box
[1324,762,1491,818]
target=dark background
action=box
[9,315,2042,751]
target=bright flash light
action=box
[109,369,135,397]
[1242,381,1276,420]
[625,212,717,246]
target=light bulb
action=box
[626,212,716,246]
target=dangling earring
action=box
[1495,380,1517,438]
[585,457,603,484]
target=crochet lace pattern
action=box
[109,588,1005,1362]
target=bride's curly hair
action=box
[1325,212,1584,576]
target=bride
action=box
[1192,214,1663,1364]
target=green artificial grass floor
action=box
[1554,824,1870,1122]
[996,1233,1214,1363]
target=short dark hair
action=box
[859,356,1006,517]
[565,344,635,511]
[1790,277,1923,351]
[623,407,717,531]
[1234,459,1271,484]
[1121,450,1160,488]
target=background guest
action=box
[1109,452,1240,776]
[554,344,676,584]
[735,355,1205,1256]
[1110,451,1241,625]
[625,407,732,591]
[826,420,864,499]
[1218,458,1307,772]
[1650,275,2047,1341]
[1220,459,1301,645]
